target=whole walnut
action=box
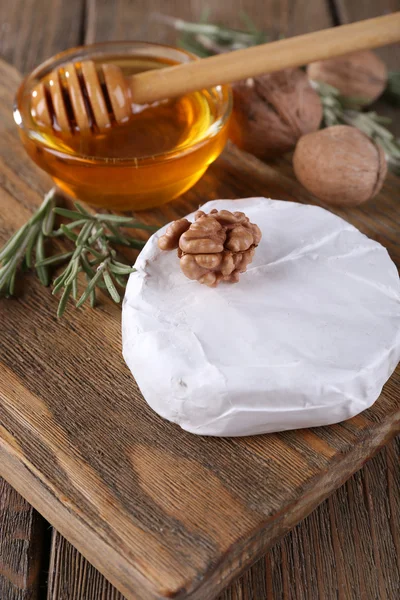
[158,209,262,287]
[293,125,387,207]
[229,68,323,160]
[307,50,387,105]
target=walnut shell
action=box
[229,68,323,160]
[158,209,262,287]
[293,125,387,207]
[307,50,387,106]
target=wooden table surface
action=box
[0,1,399,599]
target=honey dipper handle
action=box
[128,13,400,104]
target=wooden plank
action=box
[0,478,46,600]
[46,437,400,600]
[85,0,332,45]
[1,53,400,600]
[0,0,84,73]
[47,531,124,600]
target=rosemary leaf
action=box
[54,207,90,220]
[35,231,50,286]
[108,262,136,275]
[42,201,56,236]
[25,226,38,268]
[96,213,138,224]
[74,202,92,216]
[52,219,90,236]
[57,283,72,318]
[64,258,80,286]
[80,254,96,278]
[103,269,120,303]
[0,257,18,290]
[31,192,56,224]
[0,224,29,262]
[88,226,104,245]
[105,221,132,245]
[84,245,105,260]
[76,220,94,246]
[72,244,84,261]
[76,262,107,308]
[370,113,392,125]
[8,271,16,296]
[35,251,74,268]
[60,224,79,242]
[113,274,128,288]
[72,275,78,301]
[90,288,96,308]
[52,270,71,295]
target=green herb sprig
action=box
[0,189,157,316]
[313,80,400,175]
[153,11,269,57]
[0,189,56,297]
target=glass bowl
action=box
[14,41,232,211]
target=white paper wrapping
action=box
[122,198,400,437]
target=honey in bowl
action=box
[14,42,232,211]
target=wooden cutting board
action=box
[1,57,399,600]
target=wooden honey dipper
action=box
[31,13,400,134]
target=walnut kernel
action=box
[157,218,190,250]
[158,209,262,287]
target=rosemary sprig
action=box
[0,190,157,316]
[48,204,147,317]
[153,12,269,57]
[312,81,400,174]
[0,189,56,296]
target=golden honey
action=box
[14,43,232,211]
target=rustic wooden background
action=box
[0,0,399,599]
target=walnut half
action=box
[158,209,262,287]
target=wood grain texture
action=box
[0,478,46,600]
[46,436,400,600]
[0,0,84,74]
[1,53,400,600]
[47,530,124,600]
